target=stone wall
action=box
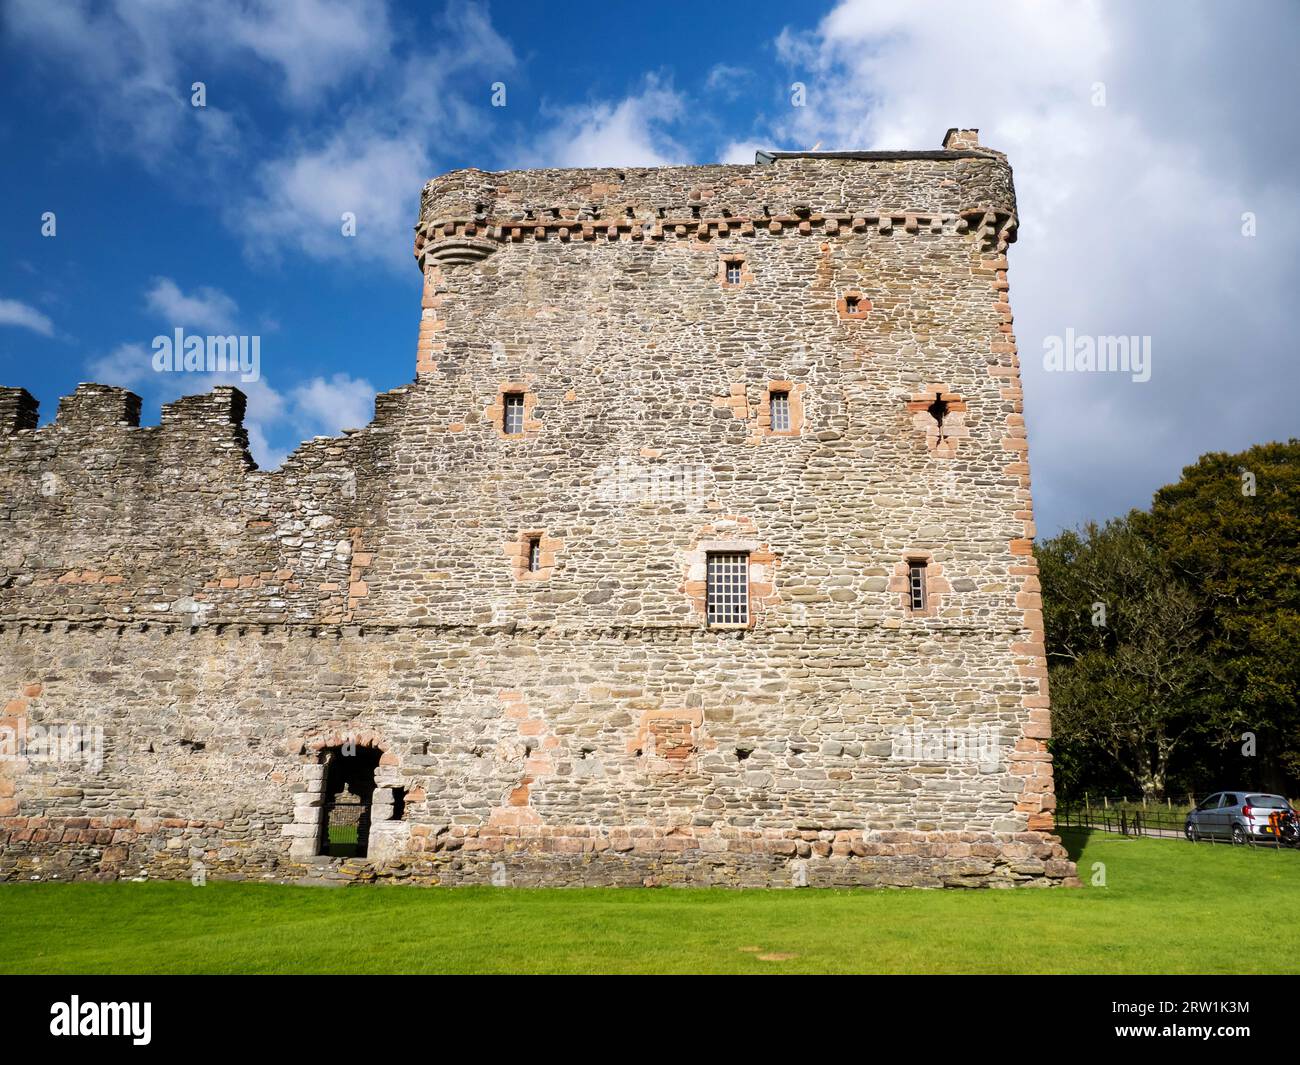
[0,130,1075,888]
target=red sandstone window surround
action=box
[718,254,752,288]
[837,290,871,320]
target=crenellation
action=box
[54,383,142,429]
[0,388,38,436]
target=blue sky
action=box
[2,0,1297,534]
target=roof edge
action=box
[754,149,994,165]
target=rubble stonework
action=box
[0,130,1077,888]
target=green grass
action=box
[3,830,1298,974]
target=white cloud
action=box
[235,129,432,271]
[84,342,152,388]
[0,298,55,337]
[232,3,516,270]
[222,0,393,103]
[290,373,376,434]
[528,76,688,168]
[716,139,767,165]
[703,64,754,102]
[144,278,239,332]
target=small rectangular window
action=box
[769,390,790,432]
[527,536,542,573]
[844,295,860,313]
[706,552,749,626]
[725,260,742,285]
[503,392,525,435]
[908,561,927,612]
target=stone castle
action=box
[0,129,1076,888]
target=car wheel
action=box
[1185,821,1199,842]
[1231,824,1247,845]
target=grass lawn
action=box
[2,830,1298,974]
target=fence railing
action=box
[1055,803,1189,838]
[1056,799,1299,847]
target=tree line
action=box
[1037,440,1298,801]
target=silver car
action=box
[1185,791,1295,844]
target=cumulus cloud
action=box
[760,0,1300,533]
[234,128,433,270]
[232,2,516,271]
[144,278,239,332]
[0,298,55,337]
[289,373,376,434]
[527,75,688,168]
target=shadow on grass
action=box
[1057,827,1093,862]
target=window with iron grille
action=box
[503,392,525,435]
[527,536,542,573]
[724,260,742,285]
[908,561,927,612]
[706,552,749,626]
[769,390,790,432]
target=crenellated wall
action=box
[0,130,1074,888]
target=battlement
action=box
[416,130,1016,269]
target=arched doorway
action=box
[316,744,381,858]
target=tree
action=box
[1040,440,1299,801]
[1038,517,1227,799]
[1134,440,1300,789]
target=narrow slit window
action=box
[503,392,525,435]
[908,561,927,612]
[724,260,743,285]
[706,552,750,626]
[769,390,790,432]
[527,536,542,573]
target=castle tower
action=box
[0,130,1075,888]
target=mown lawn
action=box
[2,830,1297,974]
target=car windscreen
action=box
[1247,795,1290,808]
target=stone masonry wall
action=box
[0,131,1075,888]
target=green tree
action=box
[1134,440,1300,789]
[1038,517,1226,799]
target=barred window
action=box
[769,390,790,432]
[706,552,749,626]
[908,561,927,612]
[503,392,525,435]
[724,260,742,285]
[527,536,542,573]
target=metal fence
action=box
[1055,803,1189,839]
[1056,798,1299,847]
